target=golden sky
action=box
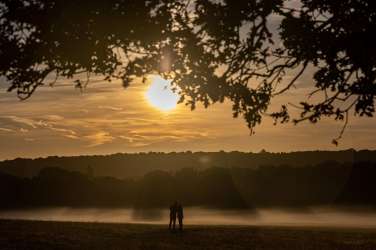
[1,0,374,160]
[0,69,375,160]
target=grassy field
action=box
[1,219,376,250]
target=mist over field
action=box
[2,151,376,230]
[1,207,376,228]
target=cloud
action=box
[49,127,78,139]
[19,128,29,133]
[128,142,152,148]
[64,134,80,140]
[48,126,75,134]
[118,129,212,147]
[98,105,123,111]
[5,116,38,128]
[118,135,136,142]
[0,127,13,133]
[0,115,79,140]
[44,115,64,121]
[85,131,115,147]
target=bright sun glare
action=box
[145,76,180,112]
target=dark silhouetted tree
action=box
[0,0,375,141]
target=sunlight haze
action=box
[145,76,180,112]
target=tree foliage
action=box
[0,0,375,139]
[1,162,376,209]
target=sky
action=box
[0,0,375,160]
[0,69,375,160]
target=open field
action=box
[1,219,376,250]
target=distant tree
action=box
[259,149,267,154]
[1,0,375,142]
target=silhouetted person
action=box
[169,201,177,230]
[177,203,184,231]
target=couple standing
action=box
[169,201,183,231]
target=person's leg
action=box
[169,216,172,230]
[179,218,183,231]
[173,217,176,230]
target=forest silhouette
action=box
[1,151,376,210]
[1,150,375,178]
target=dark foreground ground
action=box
[1,220,376,250]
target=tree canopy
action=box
[0,0,375,142]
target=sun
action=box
[145,76,180,112]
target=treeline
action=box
[1,161,376,210]
[1,149,376,179]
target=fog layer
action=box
[1,207,376,228]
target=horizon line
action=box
[0,148,370,162]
